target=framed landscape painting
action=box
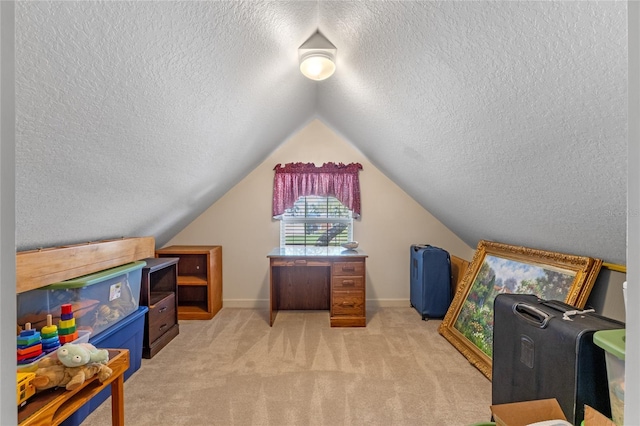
[438,240,602,380]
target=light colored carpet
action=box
[81,307,492,425]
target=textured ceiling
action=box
[15,1,628,264]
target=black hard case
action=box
[492,293,624,425]
[409,244,452,319]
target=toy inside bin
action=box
[594,329,625,426]
[17,261,145,340]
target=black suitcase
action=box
[492,293,624,425]
[409,244,452,320]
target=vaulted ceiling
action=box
[15,1,628,264]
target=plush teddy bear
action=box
[32,356,113,391]
[32,343,112,391]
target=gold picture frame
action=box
[438,240,602,380]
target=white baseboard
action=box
[222,299,411,309]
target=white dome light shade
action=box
[298,31,337,81]
[299,52,336,81]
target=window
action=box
[280,196,353,247]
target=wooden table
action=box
[268,247,367,327]
[18,349,130,426]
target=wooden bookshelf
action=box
[155,245,222,320]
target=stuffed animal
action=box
[32,356,112,391]
[56,343,109,367]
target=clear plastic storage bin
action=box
[593,328,625,426]
[17,261,146,339]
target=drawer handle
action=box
[294,260,307,265]
[159,323,168,331]
[342,280,355,286]
[341,302,355,307]
[158,306,168,313]
[341,266,355,272]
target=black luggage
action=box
[492,293,624,425]
[409,244,452,320]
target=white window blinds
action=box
[280,196,353,247]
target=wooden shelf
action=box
[16,237,155,293]
[156,245,222,321]
[177,275,208,286]
[178,303,214,320]
[178,303,209,311]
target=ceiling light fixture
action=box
[298,31,337,81]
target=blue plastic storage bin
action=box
[60,306,148,426]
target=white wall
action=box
[166,119,474,307]
[0,1,15,423]
[626,1,639,422]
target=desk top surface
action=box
[268,246,367,258]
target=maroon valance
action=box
[272,162,363,218]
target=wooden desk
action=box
[268,247,367,327]
[18,349,130,426]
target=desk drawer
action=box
[148,293,177,343]
[271,258,331,267]
[332,261,365,277]
[332,276,364,290]
[332,290,365,316]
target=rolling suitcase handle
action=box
[541,299,596,320]
[512,302,553,328]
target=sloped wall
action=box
[166,119,474,307]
